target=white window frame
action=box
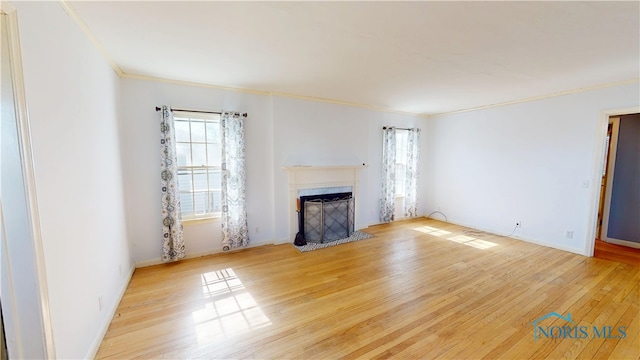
[173,111,222,221]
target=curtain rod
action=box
[155,106,247,117]
[383,126,415,130]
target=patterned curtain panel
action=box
[159,105,185,262]
[404,128,421,217]
[380,127,396,222]
[220,112,249,251]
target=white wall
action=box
[425,82,640,255]
[271,97,426,240]
[121,79,427,263]
[14,2,132,358]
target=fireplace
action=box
[299,192,354,243]
[284,165,365,244]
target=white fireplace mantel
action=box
[283,165,367,240]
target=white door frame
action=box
[585,106,640,256]
[601,116,640,249]
[1,2,55,358]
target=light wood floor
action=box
[594,239,640,268]
[96,219,640,359]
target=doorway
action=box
[594,112,640,262]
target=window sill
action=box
[183,216,221,226]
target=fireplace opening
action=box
[296,192,354,244]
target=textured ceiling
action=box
[69,1,640,115]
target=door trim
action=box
[1,2,56,357]
[600,117,623,244]
[586,106,640,257]
[601,116,640,249]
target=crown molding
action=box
[427,78,640,118]
[268,90,427,118]
[122,72,428,118]
[1,1,15,14]
[55,0,426,118]
[58,0,123,76]
[121,72,272,96]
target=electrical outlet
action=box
[565,231,573,239]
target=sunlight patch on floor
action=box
[193,268,271,344]
[447,235,498,250]
[413,225,452,237]
[414,225,497,249]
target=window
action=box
[395,129,409,197]
[174,112,222,220]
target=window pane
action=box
[194,192,207,215]
[174,120,190,142]
[206,122,220,142]
[192,143,207,166]
[193,169,208,191]
[191,120,206,142]
[396,130,408,165]
[208,170,221,190]
[171,112,222,219]
[396,149,406,164]
[209,190,222,213]
[180,192,194,215]
[207,143,221,166]
[396,164,406,196]
[178,169,192,192]
[176,143,191,166]
[396,163,406,175]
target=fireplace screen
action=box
[303,195,354,243]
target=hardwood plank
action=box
[594,239,640,267]
[95,219,640,359]
[608,304,640,360]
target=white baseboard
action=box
[362,214,427,228]
[273,237,292,245]
[85,265,135,359]
[134,257,164,268]
[513,234,585,256]
[425,216,586,256]
[134,240,277,268]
